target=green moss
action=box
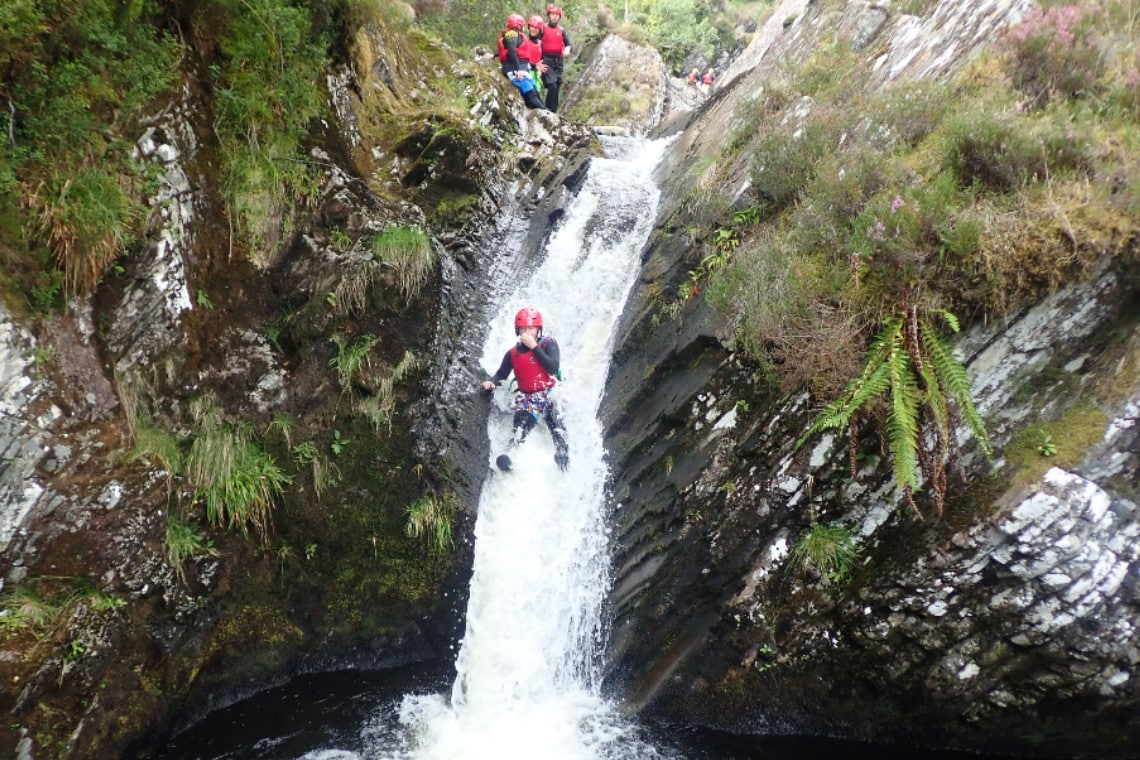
[1004,403,1109,487]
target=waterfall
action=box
[365,135,678,760]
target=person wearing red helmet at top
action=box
[524,15,548,96]
[540,4,573,113]
[480,307,570,471]
[498,14,547,109]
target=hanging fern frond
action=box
[798,306,992,516]
[921,320,993,461]
[796,318,900,446]
[886,336,921,493]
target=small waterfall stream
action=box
[368,135,677,760]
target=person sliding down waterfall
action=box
[480,307,570,472]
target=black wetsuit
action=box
[540,25,571,113]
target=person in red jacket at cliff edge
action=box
[481,307,570,471]
[541,4,573,113]
[498,14,547,110]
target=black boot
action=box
[524,89,548,110]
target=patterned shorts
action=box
[514,389,553,421]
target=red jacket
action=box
[541,26,568,57]
[498,29,524,66]
[491,337,561,394]
[510,344,558,393]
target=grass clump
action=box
[404,493,456,554]
[164,514,219,584]
[330,332,380,391]
[371,226,435,302]
[787,522,860,584]
[129,414,183,474]
[186,397,289,540]
[357,350,420,432]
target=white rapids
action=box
[353,135,678,760]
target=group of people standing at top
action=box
[498,4,573,113]
[687,67,716,95]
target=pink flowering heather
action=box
[1000,4,1106,107]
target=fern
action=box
[798,307,992,516]
[921,321,993,461]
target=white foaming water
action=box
[363,135,678,760]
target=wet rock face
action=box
[599,0,1140,756]
[0,305,50,556]
[562,34,670,135]
[107,92,198,375]
[604,224,1140,759]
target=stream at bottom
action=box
[156,663,1018,760]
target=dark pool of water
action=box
[155,665,1025,760]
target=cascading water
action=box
[362,135,678,760]
[156,136,685,760]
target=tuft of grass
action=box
[332,256,380,317]
[371,226,435,302]
[330,333,380,391]
[129,414,183,474]
[787,522,860,584]
[186,396,288,540]
[0,586,61,638]
[357,350,419,432]
[164,514,218,585]
[404,493,456,554]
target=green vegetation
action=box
[787,522,860,584]
[129,414,183,474]
[357,350,420,432]
[186,396,289,540]
[797,309,992,517]
[164,514,218,584]
[690,4,1139,514]
[404,493,456,553]
[371,226,435,302]
[204,0,332,261]
[1004,403,1109,487]
[330,333,380,391]
[0,577,123,640]
[0,0,180,303]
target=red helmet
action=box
[506,13,526,31]
[514,307,543,329]
[546,5,562,17]
[528,15,545,31]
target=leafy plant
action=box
[329,333,379,390]
[164,514,218,584]
[330,429,351,456]
[1037,434,1057,457]
[787,522,860,583]
[196,289,215,310]
[291,440,317,465]
[797,307,992,517]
